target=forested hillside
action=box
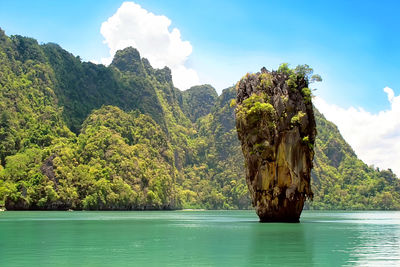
[0,29,399,210]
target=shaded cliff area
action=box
[0,29,399,210]
[235,66,317,221]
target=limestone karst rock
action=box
[235,66,316,222]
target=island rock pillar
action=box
[235,66,316,222]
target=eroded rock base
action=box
[235,67,316,223]
[256,193,305,223]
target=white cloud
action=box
[314,87,400,177]
[99,1,199,89]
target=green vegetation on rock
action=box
[0,29,399,210]
[309,109,400,210]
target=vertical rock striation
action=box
[235,66,317,222]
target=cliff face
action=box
[2,29,399,211]
[180,85,218,122]
[235,66,316,222]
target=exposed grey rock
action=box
[235,68,316,222]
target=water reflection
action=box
[0,210,399,266]
[303,211,400,266]
[345,213,400,266]
[249,223,313,266]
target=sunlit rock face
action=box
[235,67,316,222]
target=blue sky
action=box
[1,1,400,173]
[1,0,399,111]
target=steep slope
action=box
[42,44,166,132]
[235,67,316,222]
[0,31,179,209]
[0,29,399,210]
[180,84,218,122]
[0,31,74,167]
[178,87,251,209]
[310,109,400,209]
[201,86,400,210]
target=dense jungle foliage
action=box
[0,29,399,210]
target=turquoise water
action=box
[0,210,399,266]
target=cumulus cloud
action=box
[100,1,199,89]
[314,87,400,177]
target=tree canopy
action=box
[0,30,399,210]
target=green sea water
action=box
[0,210,399,266]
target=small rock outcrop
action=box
[235,65,317,222]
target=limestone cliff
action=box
[235,66,317,222]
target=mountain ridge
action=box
[0,29,399,210]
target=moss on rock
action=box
[235,65,317,222]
